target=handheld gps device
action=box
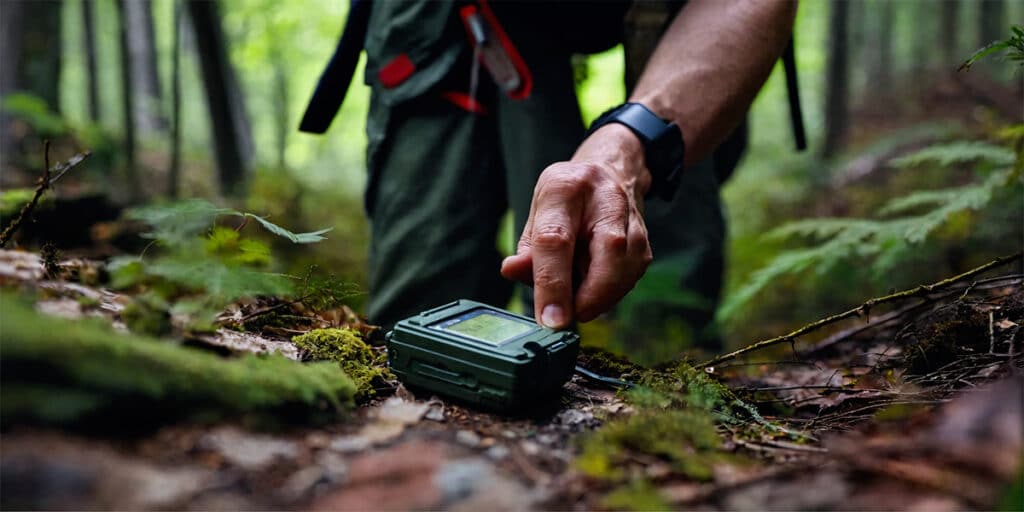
[385,300,580,411]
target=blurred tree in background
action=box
[1,0,1021,360]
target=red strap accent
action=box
[441,91,489,114]
[466,0,533,100]
[378,53,415,89]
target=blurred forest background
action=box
[1,0,1021,362]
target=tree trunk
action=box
[123,0,166,134]
[168,0,182,198]
[940,0,959,69]
[82,0,101,122]
[116,0,141,200]
[187,0,253,196]
[876,0,893,91]
[978,0,1006,47]
[0,1,25,166]
[823,0,850,159]
[271,49,289,170]
[4,0,63,112]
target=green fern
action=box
[110,199,335,332]
[720,140,1022,321]
[888,141,1016,168]
[127,199,332,245]
[960,24,1024,70]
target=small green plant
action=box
[107,199,335,333]
[960,24,1024,71]
[720,139,1022,321]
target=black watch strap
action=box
[585,102,685,201]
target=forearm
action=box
[630,0,797,169]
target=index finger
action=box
[529,185,583,329]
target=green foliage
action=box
[292,328,392,400]
[0,93,68,136]
[1,188,50,221]
[126,198,331,246]
[108,199,334,331]
[0,293,356,426]
[602,479,671,512]
[960,24,1024,71]
[720,140,1023,321]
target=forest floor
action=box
[1,245,1021,511]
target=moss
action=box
[602,478,671,511]
[292,328,392,401]
[578,346,646,380]
[577,409,722,482]
[902,307,989,375]
[0,294,356,427]
[121,294,173,337]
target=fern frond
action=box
[718,240,853,322]
[766,218,883,242]
[889,141,1015,168]
[243,214,332,244]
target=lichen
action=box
[0,293,356,427]
[292,328,392,401]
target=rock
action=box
[485,444,510,461]
[376,397,430,424]
[199,427,298,471]
[329,436,371,454]
[455,430,481,448]
[425,403,446,422]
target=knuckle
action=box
[534,267,570,290]
[574,163,602,182]
[604,231,628,252]
[533,225,574,249]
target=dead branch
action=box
[0,142,92,247]
[701,252,1023,368]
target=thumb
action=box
[500,251,533,285]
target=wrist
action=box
[573,123,652,197]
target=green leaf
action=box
[889,141,1016,169]
[244,213,332,244]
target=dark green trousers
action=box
[364,34,728,351]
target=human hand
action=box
[500,124,654,329]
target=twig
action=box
[701,253,1023,368]
[0,142,92,248]
[235,293,314,324]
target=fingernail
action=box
[541,304,566,328]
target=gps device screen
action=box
[432,309,535,345]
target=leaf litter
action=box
[1,248,1021,510]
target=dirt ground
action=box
[1,249,1021,510]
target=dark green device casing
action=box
[385,300,580,411]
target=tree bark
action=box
[168,0,182,198]
[123,0,167,134]
[271,49,289,170]
[186,0,253,196]
[978,0,1006,47]
[940,0,960,69]
[0,1,25,167]
[4,0,63,112]
[82,0,101,122]
[116,0,141,200]
[823,0,850,159]
[876,0,893,91]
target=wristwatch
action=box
[585,102,685,201]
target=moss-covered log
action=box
[0,294,356,427]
